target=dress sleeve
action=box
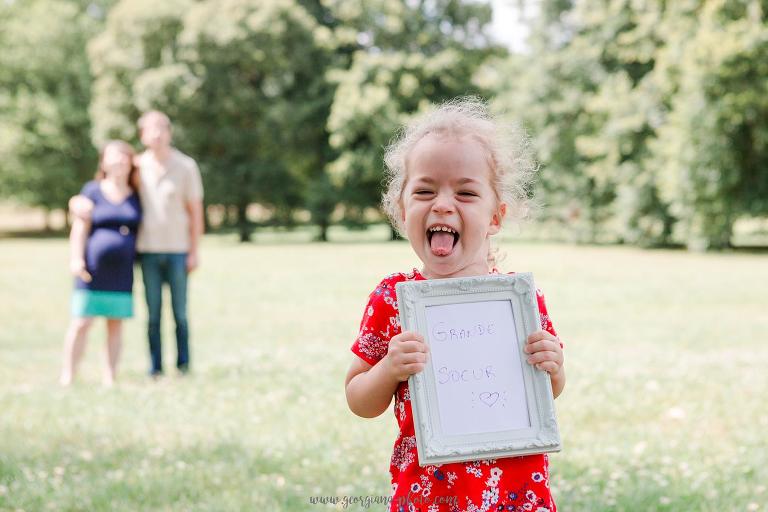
[536,288,559,339]
[350,277,402,366]
[79,181,99,203]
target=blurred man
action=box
[135,111,204,377]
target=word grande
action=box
[431,321,495,342]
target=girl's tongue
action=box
[430,231,455,256]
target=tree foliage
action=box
[88,0,335,241]
[496,0,768,249]
[0,0,110,222]
[2,0,766,249]
[324,0,504,234]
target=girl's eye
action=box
[414,190,434,196]
[458,191,479,197]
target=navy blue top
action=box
[75,181,142,293]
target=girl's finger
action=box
[527,351,561,365]
[398,340,429,353]
[524,339,560,354]
[398,331,424,343]
[527,330,555,344]
[403,363,426,375]
[400,352,427,365]
[535,361,560,374]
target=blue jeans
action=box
[140,253,189,374]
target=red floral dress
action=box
[351,270,560,512]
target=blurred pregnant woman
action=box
[60,140,142,386]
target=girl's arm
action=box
[345,331,429,418]
[550,366,566,399]
[345,357,400,418]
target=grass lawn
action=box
[0,234,766,511]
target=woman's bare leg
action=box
[104,319,123,386]
[60,318,93,386]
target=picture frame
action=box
[395,273,561,466]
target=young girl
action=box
[60,140,142,386]
[345,98,565,512]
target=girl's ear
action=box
[488,202,507,235]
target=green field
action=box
[1,235,766,511]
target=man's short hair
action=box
[137,110,172,134]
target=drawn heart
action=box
[479,392,499,407]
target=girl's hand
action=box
[384,331,429,382]
[70,258,92,283]
[524,330,563,376]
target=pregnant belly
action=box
[86,229,135,268]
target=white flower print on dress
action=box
[526,490,537,502]
[465,501,481,512]
[418,473,433,497]
[486,466,502,487]
[367,305,374,317]
[531,471,544,483]
[356,333,387,362]
[465,462,483,478]
[391,436,417,472]
[523,503,533,511]
[482,487,499,508]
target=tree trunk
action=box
[43,208,52,233]
[316,220,329,242]
[237,201,252,242]
[203,203,211,232]
[63,202,72,230]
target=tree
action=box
[89,0,335,241]
[496,0,768,249]
[0,0,110,227]
[654,1,768,249]
[323,0,504,237]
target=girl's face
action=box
[400,134,506,279]
[101,144,132,181]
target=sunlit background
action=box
[1,1,766,511]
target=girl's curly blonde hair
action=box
[381,96,536,236]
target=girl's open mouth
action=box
[427,225,459,256]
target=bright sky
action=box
[488,0,531,52]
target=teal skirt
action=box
[71,289,133,318]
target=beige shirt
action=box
[136,148,204,253]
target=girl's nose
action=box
[432,193,455,215]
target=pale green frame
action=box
[396,273,561,466]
